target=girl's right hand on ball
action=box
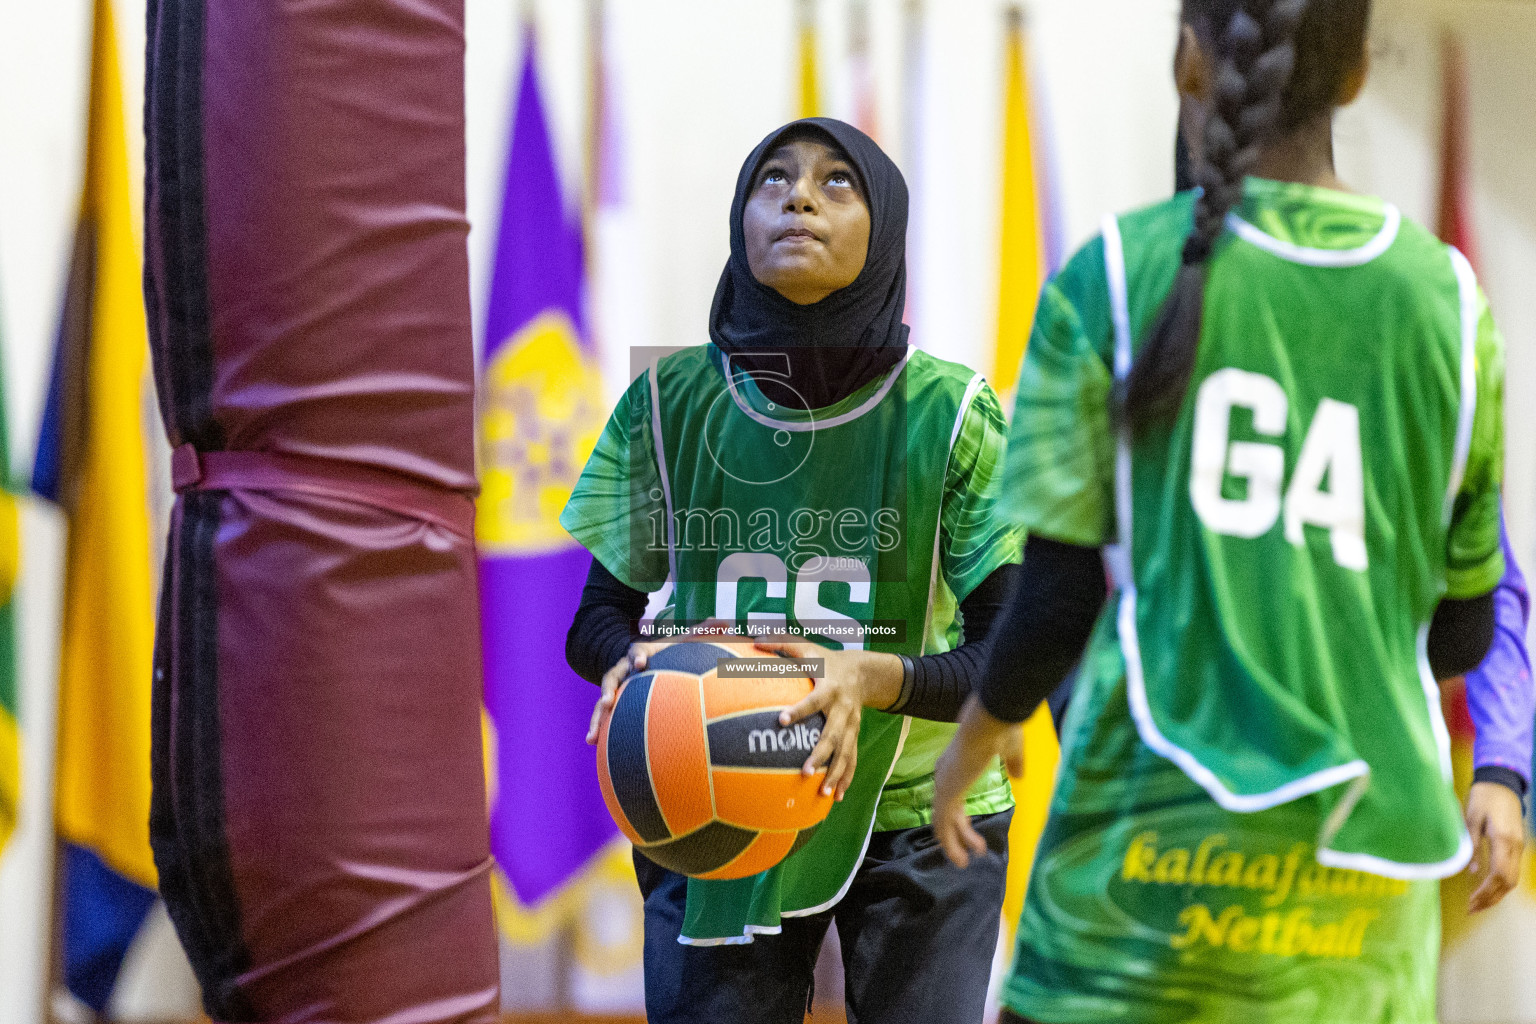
[586,621,736,745]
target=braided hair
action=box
[1122,0,1371,433]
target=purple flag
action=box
[478,31,614,905]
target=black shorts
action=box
[633,809,1013,1024]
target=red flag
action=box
[1435,31,1478,751]
[1436,31,1478,268]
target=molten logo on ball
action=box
[708,708,829,771]
[749,724,821,754]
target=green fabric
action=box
[997,232,1116,546]
[1002,629,1441,1024]
[562,345,1021,941]
[999,178,1502,880]
[878,375,1019,830]
[556,374,668,592]
[1446,283,1506,599]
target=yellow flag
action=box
[0,413,16,856]
[992,6,1049,401]
[49,0,158,891]
[1000,705,1059,946]
[797,0,822,119]
[992,5,1061,948]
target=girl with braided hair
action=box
[932,1,1520,1021]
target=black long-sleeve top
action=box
[565,556,1022,723]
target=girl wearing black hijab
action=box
[562,119,1021,1023]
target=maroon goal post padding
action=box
[143,0,500,1019]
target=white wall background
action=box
[0,0,1532,1020]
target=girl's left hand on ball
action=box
[753,639,901,803]
[933,695,1024,869]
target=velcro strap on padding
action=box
[171,443,475,539]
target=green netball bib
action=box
[994,179,1505,1023]
[564,344,1020,942]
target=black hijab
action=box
[708,118,910,411]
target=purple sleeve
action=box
[1465,519,1534,788]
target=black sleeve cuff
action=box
[882,567,1018,723]
[886,654,917,713]
[1474,765,1530,803]
[1427,592,1496,679]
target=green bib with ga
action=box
[996,179,1505,1023]
[563,343,1012,943]
[1107,187,1496,873]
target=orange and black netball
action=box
[596,642,833,879]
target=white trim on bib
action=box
[1445,247,1480,527]
[648,357,680,585]
[1225,203,1401,268]
[720,345,914,433]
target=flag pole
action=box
[796,0,820,118]
[42,839,65,1023]
[900,0,923,171]
[848,0,876,139]
[581,0,605,387]
[1435,30,1477,265]
[900,0,924,329]
[583,0,604,259]
[516,0,535,78]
